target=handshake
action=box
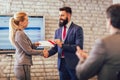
[37,39,63,58]
[38,39,88,60]
[42,45,89,60]
[42,49,49,58]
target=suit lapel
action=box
[59,27,62,41]
[64,22,73,42]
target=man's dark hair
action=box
[106,4,120,29]
[59,7,72,14]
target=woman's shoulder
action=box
[16,30,25,36]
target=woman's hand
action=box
[34,42,40,47]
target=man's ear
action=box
[107,18,111,28]
[109,19,112,25]
[67,13,71,21]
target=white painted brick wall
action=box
[0,0,112,80]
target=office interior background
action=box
[0,0,119,80]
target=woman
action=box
[9,11,44,80]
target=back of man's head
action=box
[106,4,120,29]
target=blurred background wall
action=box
[0,0,114,80]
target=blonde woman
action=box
[9,12,44,80]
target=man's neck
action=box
[66,20,72,28]
[110,26,119,34]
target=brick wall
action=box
[0,0,112,80]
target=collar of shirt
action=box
[66,20,72,28]
[62,20,72,30]
[62,20,72,31]
[62,21,72,41]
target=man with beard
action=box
[43,7,83,80]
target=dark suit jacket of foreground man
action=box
[76,31,120,80]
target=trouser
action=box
[14,65,31,80]
[117,71,120,80]
[59,58,78,80]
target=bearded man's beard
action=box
[59,17,68,27]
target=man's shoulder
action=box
[71,22,82,29]
[55,28,60,31]
[95,34,120,48]
[101,34,117,41]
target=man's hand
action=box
[76,46,88,63]
[54,39,63,48]
[43,49,49,58]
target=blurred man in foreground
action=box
[76,4,120,80]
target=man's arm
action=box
[76,39,106,80]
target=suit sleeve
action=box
[62,26,84,52]
[76,39,106,80]
[32,43,37,49]
[16,31,43,55]
[48,30,58,57]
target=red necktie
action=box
[62,26,66,57]
[63,26,66,40]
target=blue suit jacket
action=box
[48,22,83,69]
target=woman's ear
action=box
[19,21,22,26]
[19,21,24,27]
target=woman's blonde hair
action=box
[9,12,27,47]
